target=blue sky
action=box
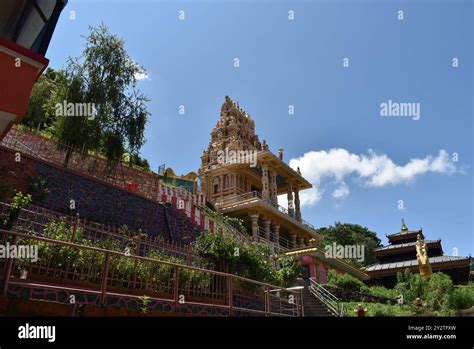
[45,0,472,255]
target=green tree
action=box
[50,24,150,167]
[316,222,382,267]
[395,269,428,304]
[425,272,454,313]
[23,68,66,131]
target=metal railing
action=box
[0,229,302,317]
[215,191,316,230]
[0,201,195,264]
[308,278,340,317]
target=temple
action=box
[364,220,471,287]
[199,96,321,252]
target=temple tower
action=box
[199,96,320,252]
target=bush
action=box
[193,231,300,287]
[342,301,413,317]
[425,272,453,313]
[395,269,428,304]
[327,269,365,291]
[451,287,474,310]
[366,285,398,299]
[0,191,32,230]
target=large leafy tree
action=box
[49,24,149,168]
[316,222,382,267]
[23,68,66,130]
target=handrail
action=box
[195,204,251,244]
[0,229,302,316]
[215,191,316,230]
[308,278,340,317]
[0,201,195,263]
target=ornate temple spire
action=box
[200,96,263,171]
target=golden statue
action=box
[416,234,432,277]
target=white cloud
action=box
[130,58,150,81]
[301,187,323,205]
[134,70,150,81]
[287,148,457,206]
[278,187,323,208]
[332,181,349,199]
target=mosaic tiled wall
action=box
[0,147,200,242]
[0,148,35,196]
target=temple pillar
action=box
[273,223,280,251]
[290,233,297,248]
[263,218,271,240]
[287,186,294,217]
[261,164,270,201]
[270,171,278,206]
[250,213,259,238]
[294,187,301,222]
[297,237,305,248]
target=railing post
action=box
[2,234,18,297]
[264,286,270,316]
[100,252,110,306]
[174,265,179,310]
[227,275,233,316]
[299,289,304,317]
[70,213,80,242]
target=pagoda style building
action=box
[365,220,471,287]
[199,96,321,252]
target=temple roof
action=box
[375,240,440,252]
[285,246,369,280]
[386,220,423,239]
[364,255,470,272]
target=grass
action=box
[341,301,413,317]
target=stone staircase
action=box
[293,279,336,317]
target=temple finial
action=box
[401,219,408,233]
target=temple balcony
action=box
[214,190,320,250]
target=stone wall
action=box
[0,147,200,243]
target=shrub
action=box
[1,191,32,230]
[425,272,453,313]
[327,270,365,291]
[451,287,474,310]
[194,231,300,288]
[342,301,413,317]
[395,269,428,304]
[275,255,302,288]
[366,285,398,299]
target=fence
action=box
[0,229,302,317]
[0,201,195,264]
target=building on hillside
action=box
[199,96,320,252]
[198,96,368,282]
[285,246,369,283]
[159,167,198,194]
[364,220,471,287]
